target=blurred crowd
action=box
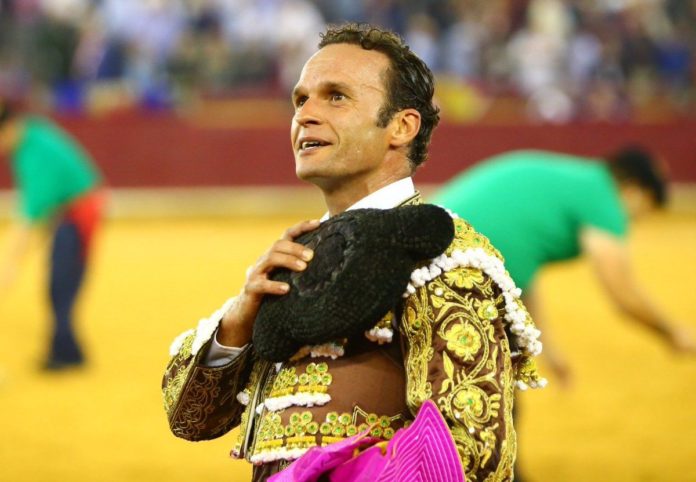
[0,0,694,122]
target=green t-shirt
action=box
[431,150,628,290]
[10,117,100,222]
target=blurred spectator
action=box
[431,146,696,482]
[433,147,696,367]
[405,13,440,71]
[508,0,574,121]
[441,4,485,81]
[274,0,326,90]
[0,0,693,121]
[566,12,602,95]
[0,100,106,371]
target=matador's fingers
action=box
[255,251,309,275]
[280,219,320,241]
[244,276,290,296]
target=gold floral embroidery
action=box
[444,268,485,289]
[252,408,401,457]
[453,387,485,417]
[162,334,195,415]
[447,218,504,260]
[401,219,517,482]
[442,267,495,298]
[268,362,332,399]
[319,410,400,440]
[256,410,322,453]
[477,300,499,321]
[402,293,434,409]
[444,324,482,361]
[168,367,234,440]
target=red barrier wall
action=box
[1,112,694,187]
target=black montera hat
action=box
[253,204,454,361]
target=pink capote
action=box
[268,399,466,482]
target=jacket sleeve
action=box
[400,262,521,482]
[162,329,255,441]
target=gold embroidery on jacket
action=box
[448,218,504,260]
[253,408,403,459]
[233,359,269,458]
[269,362,332,399]
[169,367,231,440]
[163,333,195,416]
[401,220,516,482]
[163,201,519,480]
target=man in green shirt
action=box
[0,101,105,370]
[433,148,694,382]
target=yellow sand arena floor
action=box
[0,212,694,481]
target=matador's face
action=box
[290,43,393,192]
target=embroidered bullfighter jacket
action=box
[162,196,543,482]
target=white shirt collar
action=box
[320,177,416,221]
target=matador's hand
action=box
[217,219,319,347]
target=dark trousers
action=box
[47,220,86,363]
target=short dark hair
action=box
[318,23,440,171]
[607,146,668,207]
